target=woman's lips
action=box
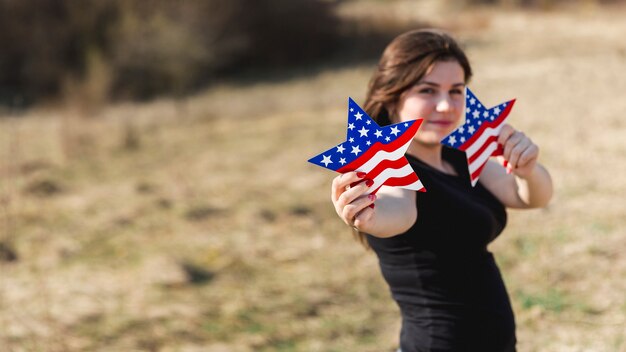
[426,120,454,127]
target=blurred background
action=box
[1,0,625,351]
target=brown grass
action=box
[1,3,626,352]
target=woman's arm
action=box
[480,124,553,209]
[331,172,416,238]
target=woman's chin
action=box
[414,132,450,147]
[413,138,445,149]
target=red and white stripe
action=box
[459,101,515,186]
[338,119,425,194]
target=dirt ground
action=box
[1,2,625,352]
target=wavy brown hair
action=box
[355,29,473,247]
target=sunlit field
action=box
[1,3,625,352]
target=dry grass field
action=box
[1,3,625,352]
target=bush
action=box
[0,0,118,106]
[109,0,341,99]
[0,0,341,104]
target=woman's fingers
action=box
[336,179,373,212]
[498,124,535,167]
[342,193,377,227]
[353,205,375,229]
[496,123,540,177]
[506,137,528,169]
[516,144,539,169]
[331,171,366,202]
[330,170,378,228]
[497,124,516,146]
[499,124,522,165]
[503,131,524,163]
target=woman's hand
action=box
[481,123,553,209]
[498,124,540,179]
[331,171,376,231]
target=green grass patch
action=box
[517,289,569,313]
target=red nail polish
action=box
[356,172,366,178]
[369,204,376,209]
[365,179,374,187]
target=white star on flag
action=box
[358,126,369,137]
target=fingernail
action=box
[369,204,376,209]
[356,172,366,178]
[368,194,376,201]
[365,179,374,187]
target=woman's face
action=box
[394,60,465,146]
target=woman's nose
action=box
[436,95,453,112]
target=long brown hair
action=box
[355,29,473,247]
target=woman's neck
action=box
[406,141,449,173]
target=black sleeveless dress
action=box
[366,146,516,352]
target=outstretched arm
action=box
[331,172,416,238]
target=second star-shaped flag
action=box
[441,87,516,186]
[308,98,426,194]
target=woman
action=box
[330,29,553,351]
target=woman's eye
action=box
[450,89,463,95]
[419,88,435,94]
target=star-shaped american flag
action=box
[442,87,516,186]
[308,98,426,194]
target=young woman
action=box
[330,29,553,351]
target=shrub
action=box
[0,0,118,106]
[0,0,341,104]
